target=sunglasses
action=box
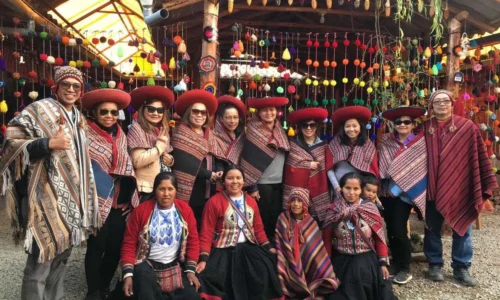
[99,109,119,117]
[301,122,318,129]
[433,100,452,106]
[59,81,82,91]
[145,106,165,114]
[394,120,412,126]
[192,108,208,117]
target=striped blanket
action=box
[325,136,378,177]
[241,116,290,187]
[171,122,217,201]
[283,138,331,227]
[213,118,245,165]
[276,210,340,299]
[0,98,99,263]
[127,120,173,152]
[87,120,139,222]
[378,132,427,219]
[423,116,498,236]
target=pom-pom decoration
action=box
[0,100,8,113]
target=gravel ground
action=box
[1,207,500,300]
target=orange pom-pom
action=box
[330,61,337,68]
[342,58,349,65]
[354,59,360,66]
[367,67,374,73]
[373,63,380,69]
[323,60,330,67]
[360,61,366,69]
[173,36,182,45]
[306,59,312,66]
[312,61,319,68]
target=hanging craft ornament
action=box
[203,81,217,95]
[198,55,217,74]
[203,26,218,43]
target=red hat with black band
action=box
[174,89,218,116]
[130,86,175,110]
[247,96,288,109]
[82,88,131,110]
[382,106,426,122]
[217,95,247,117]
[288,108,328,125]
[332,106,372,134]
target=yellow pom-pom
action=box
[367,87,373,94]
[485,110,493,117]
[69,60,76,67]
[342,77,348,84]
[359,81,366,87]
[313,80,319,86]
[287,127,295,137]
[494,167,498,173]
[0,100,8,113]
[322,80,329,86]
[305,78,312,85]
[249,107,256,113]
[383,80,389,87]
[330,80,337,86]
[373,81,379,88]
[169,57,176,70]
[353,78,360,85]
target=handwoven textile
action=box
[325,136,378,176]
[213,118,244,165]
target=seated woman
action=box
[196,165,283,300]
[325,172,397,300]
[121,172,201,300]
[276,188,340,300]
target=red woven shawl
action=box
[325,136,378,176]
[213,118,244,165]
[423,116,497,235]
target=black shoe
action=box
[393,270,413,284]
[428,265,444,281]
[453,268,478,286]
[85,291,102,300]
[388,265,399,278]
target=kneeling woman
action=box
[196,165,283,300]
[121,172,201,299]
[325,172,397,300]
[276,188,340,299]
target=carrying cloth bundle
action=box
[0,98,99,263]
[378,131,427,219]
[241,115,290,188]
[87,120,139,222]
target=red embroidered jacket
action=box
[199,192,270,261]
[120,199,199,275]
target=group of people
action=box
[0,65,497,300]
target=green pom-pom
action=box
[312,100,319,107]
[353,98,359,105]
[330,98,337,105]
[305,98,311,105]
[341,96,348,103]
[494,167,498,173]
[372,99,379,105]
[322,98,329,106]
[358,99,365,105]
[366,105,372,110]
[40,31,48,39]
[100,81,108,88]
[92,59,100,67]
[179,60,186,67]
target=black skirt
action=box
[199,242,283,300]
[329,251,398,300]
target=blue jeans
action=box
[423,201,473,270]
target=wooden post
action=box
[446,11,468,95]
[200,1,220,89]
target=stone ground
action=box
[1,207,500,300]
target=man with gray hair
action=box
[422,89,497,286]
[0,66,99,300]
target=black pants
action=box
[133,261,200,300]
[380,197,412,273]
[85,208,127,295]
[257,183,283,243]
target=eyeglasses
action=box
[99,109,119,117]
[394,120,412,126]
[433,100,452,106]
[301,122,318,129]
[59,81,82,91]
[145,106,165,114]
[192,109,207,117]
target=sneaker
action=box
[393,270,413,284]
[428,265,444,281]
[453,268,478,286]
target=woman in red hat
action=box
[283,108,331,228]
[378,106,427,285]
[213,95,246,174]
[81,88,140,300]
[170,90,220,225]
[127,86,175,202]
[325,106,378,196]
[240,97,290,242]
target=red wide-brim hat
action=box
[130,86,175,110]
[247,97,288,109]
[218,95,247,117]
[175,89,218,116]
[332,106,372,134]
[288,108,328,125]
[382,106,426,122]
[81,88,131,110]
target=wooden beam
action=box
[163,0,203,11]
[448,5,496,33]
[233,3,374,17]
[200,1,219,88]
[219,19,377,33]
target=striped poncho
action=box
[423,115,498,236]
[325,136,379,178]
